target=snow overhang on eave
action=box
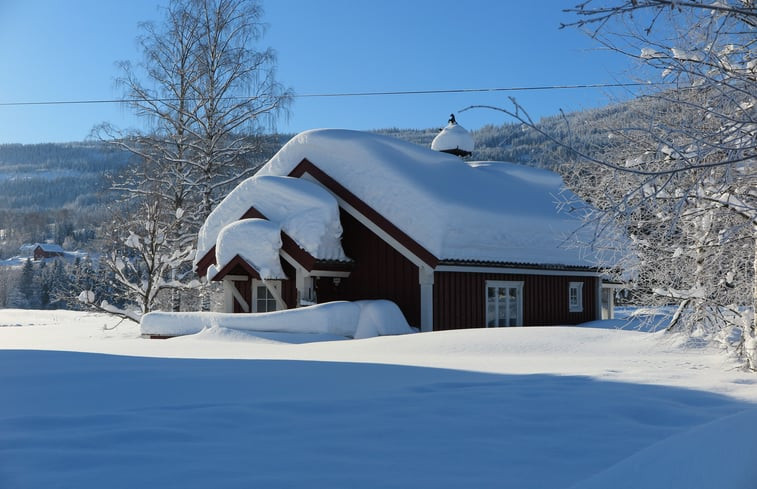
[196,203,353,279]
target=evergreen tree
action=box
[15,259,36,308]
[37,260,51,309]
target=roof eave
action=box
[436,258,603,273]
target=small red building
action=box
[20,243,65,261]
[195,129,617,331]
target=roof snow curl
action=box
[210,219,286,280]
[195,175,347,267]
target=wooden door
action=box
[232,279,252,313]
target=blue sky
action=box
[0,1,635,144]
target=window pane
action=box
[569,283,583,312]
[498,289,507,327]
[486,283,522,328]
[256,285,278,312]
[487,292,496,327]
[508,288,518,326]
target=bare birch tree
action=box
[93,0,291,317]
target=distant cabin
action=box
[21,243,65,261]
[194,129,617,331]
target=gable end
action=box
[211,254,263,281]
[288,158,439,269]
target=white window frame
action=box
[569,281,584,313]
[252,279,282,313]
[485,280,524,327]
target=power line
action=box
[0,82,660,107]
[296,82,659,98]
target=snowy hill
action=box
[1,309,756,488]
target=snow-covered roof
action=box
[20,243,64,253]
[431,122,474,155]
[252,129,611,268]
[195,175,347,267]
[38,243,64,253]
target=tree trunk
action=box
[752,227,756,333]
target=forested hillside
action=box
[0,137,283,258]
[0,143,132,208]
[0,143,133,256]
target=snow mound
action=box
[213,218,284,279]
[180,326,347,345]
[257,129,612,267]
[4,310,757,489]
[140,300,414,339]
[195,175,346,265]
[431,121,474,153]
[570,408,757,489]
[354,300,418,339]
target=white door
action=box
[486,281,523,327]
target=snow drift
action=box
[140,300,415,339]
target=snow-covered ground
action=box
[1,309,756,488]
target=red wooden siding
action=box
[281,259,297,308]
[434,272,597,330]
[315,209,421,326]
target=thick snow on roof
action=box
[258,129,607,267]
[195,175,346,266]
[211,219,285,279]
[20,243,64,254]
[37,243,65,253]
[431,122,474,153]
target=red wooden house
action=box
[20,243,65,261]
[194,129,617,332]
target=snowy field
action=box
[1,309,756,488]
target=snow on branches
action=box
[475,0,756,368]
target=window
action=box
[253,280,281,312]
[569,282,584,312]
[485,281,523,327]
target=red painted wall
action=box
[281,259,297,308]
[434,271,597,330]
[316,209,421,327]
